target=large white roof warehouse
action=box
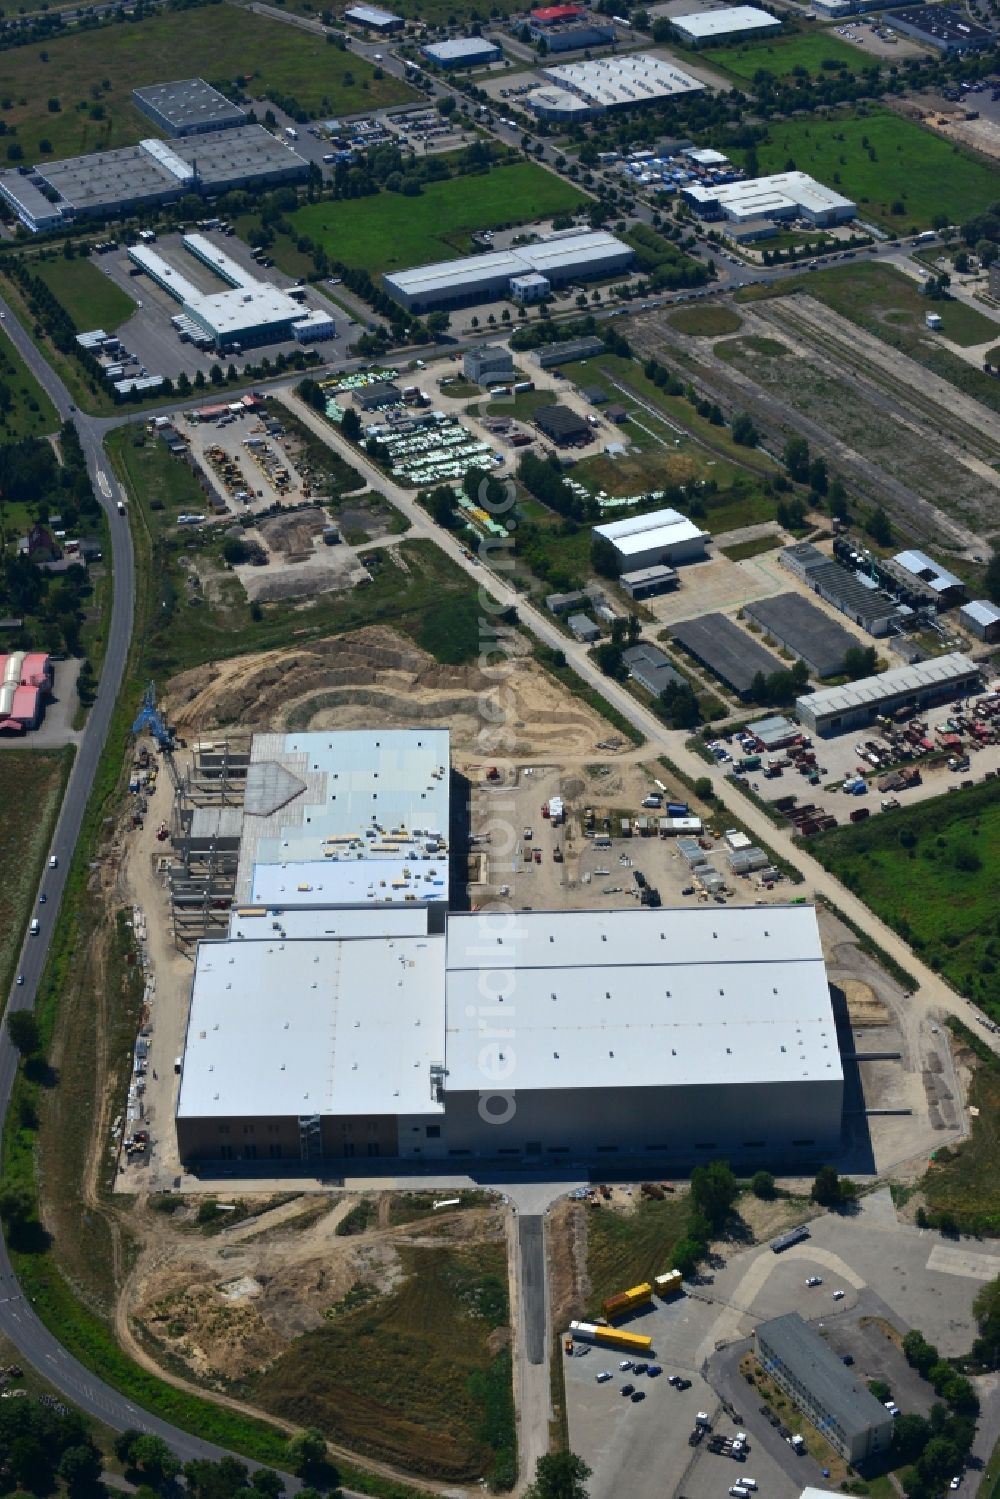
[594,507,710,568]
[672,5,782,43]
[535,52,704,112]
[383,228,635,313]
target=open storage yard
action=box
[0,7,414,162]
[287,163,590,276]
[728,109,1000,230]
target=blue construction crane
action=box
[132,680,173,750]
[132,681,180,789]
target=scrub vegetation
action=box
[0,749,73,1004]
[811,780,1000,1018]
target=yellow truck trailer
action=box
[601,1282,653,1322]
[569,1321,654,1354]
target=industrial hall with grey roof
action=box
[173,727,844,1171]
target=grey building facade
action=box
[756,1313,894,1463]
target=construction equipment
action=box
[132,681,180,791]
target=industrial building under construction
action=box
[162,726,844,1170]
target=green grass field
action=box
[585,1198,692,1316]
[811,780,1000,1017]
[288,163,589,274]
[790,262,1000,348]
[0,749,73,1005]
[702,30,870,81]
[252,1244,515,1483]
[32,257,136,332]
[0,330,60,438]
[0,7,415,162]
[667,305,742,337]
[728,109,999,230]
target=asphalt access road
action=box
[519,1217,547,1366]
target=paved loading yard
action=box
[565,1191,1000,1499]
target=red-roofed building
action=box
[530,4,585,20]
[20,652,52,691]
[11,684,40,727]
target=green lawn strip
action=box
[31,256,136,332]
[809,779,1000,1012]
[287,163,590,275]
[0,270,127,415]
[667,305,742,338]
[0,6,414,161]
[0,748,74,1007]
[727,108,999,230]
[251,1244,515,1485]
[700,30,871,81]
[0,325,60,438]
[719,534,783,562]
[715,335,790,363]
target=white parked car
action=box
[832,1289,845,1300]
[806,1276,822,1287]
[619,1360,633,1372]
[950,1477,962,1490]
[595,1370,612,1384]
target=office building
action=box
[756,1314,894,1462]
[796,652,980,736]
[464,346,515,384]
[619,564,678,600]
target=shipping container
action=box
[654,1269,683,1297]
[602,1283,653,1321]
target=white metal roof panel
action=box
[963,599,1000,627]
[250,856,448,906]
[594,507,708,555]
[445,906,838,1093]
[796,651,977,719]
[673,5,781,36]
[228,904,429,940]
[177,935,446,1118]
[892,549,964,593]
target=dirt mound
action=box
[165,625,613,758]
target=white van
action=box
[29,918,40,934]
[742,1481,758,1491]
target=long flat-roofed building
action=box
[757,1314,894,1462]
[796,652,980,736]
[383,229,634,313]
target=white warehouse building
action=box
[685,171,856,227]
[671,5,782,44]
[383,228,635,313]
[173,728,843,1169]
[593,507,710,570]
[796,652,980,736]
